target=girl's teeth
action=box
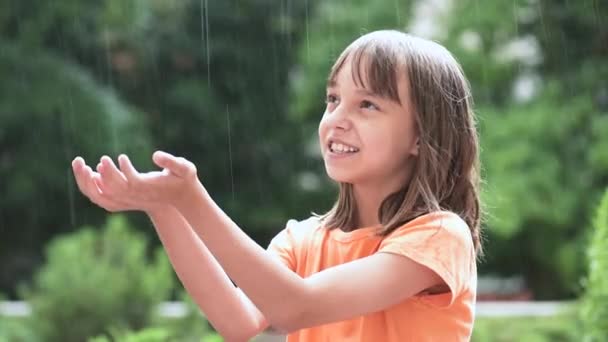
[330,142,359,153]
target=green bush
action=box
[581,188,608,341]
[0,39,152,296]
[0,317,38,342]
[473,310,579,342]
[89,327,172,342]
[88,293,224,342]
[19,215,174,342]
[89,325,222,342]
[151,291,222,342]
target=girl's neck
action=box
[351,163,416,228]
[352,182,406,228]
[352,185,384,228]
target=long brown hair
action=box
[319,30,483,255]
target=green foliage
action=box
[89,325,222,342]
[581,188,608,341]
[19,215,173,342]
[0,317,39,342]
[1,0,607,303]
[153,292,219,341]
[437,0,608,298]
[89,292,224,342]
[89,327,172,342]
[477,80,608,296]
[1,0,315,296]
[0,39,152,295]
[472,311,580,342]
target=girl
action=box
[72,30,481,341]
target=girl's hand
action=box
[71,156,160,213]
[72,151,202,213]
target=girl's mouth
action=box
[328,141,359,155]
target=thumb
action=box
[153,151,195,178]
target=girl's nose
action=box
[327,105,352,131]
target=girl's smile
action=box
[326,138,360,159]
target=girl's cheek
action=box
[318,115,329,135]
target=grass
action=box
[472,309,580,342]
[1,309,582,342]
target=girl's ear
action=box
[410,138,420,156]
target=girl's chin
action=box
[325,169,357,184]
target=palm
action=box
[72,151,198,214]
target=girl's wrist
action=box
[175,178,210,209]
[145,204,173,219]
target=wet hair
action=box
[319,30,483,255]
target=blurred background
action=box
[0,0,607,341]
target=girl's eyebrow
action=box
[326,81,391,102]
[326,81,381,97]
[355,88,381,98]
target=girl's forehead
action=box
[327,59,371,88]
[327,57,408,105]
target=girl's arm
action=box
[71,157,270,341]
[147,206,268,341]
[175,180,443,333]
[84,152,443,333]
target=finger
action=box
[152,151,196,178]
[72,157,95,197]
[71,156,85,171]
[86,167,126,211]
[83,165,103,196]
[117,154,140,182]
[95,162,112,194]
[151,151,175,170]
[98,156,127,193]
[91,177,125,211]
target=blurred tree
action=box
[0,40,151,296]
[20,215,173,342]
[1,0,605,301]
[439,0,608,298]
[581,187,608,341]
[0,0,315,295]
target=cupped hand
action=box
[71,151,201,214]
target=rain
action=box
[0,0,606,341]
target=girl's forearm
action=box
[148,206,267,341]
[175,182,309,332]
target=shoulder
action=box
[383,211,474,250]
[267,216,323,270]
[283,215,324,240]
[415,211,470,236]
[270,215,323,245]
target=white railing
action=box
[0,300,574,318]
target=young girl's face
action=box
[319,59,419,191]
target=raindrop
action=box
[201,0,211,88]
[305,0,310,62]
[226,106,234,201]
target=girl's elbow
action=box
[267,309,308,334]
[214,315,265,342]
[222,332,255,342]
[220,324,260,342]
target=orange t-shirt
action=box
[267,211,477,342]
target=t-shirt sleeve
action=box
[266,219,299,271]
[378,212,476,307]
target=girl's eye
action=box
[325,94,339,104]
[361,100,379,111]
